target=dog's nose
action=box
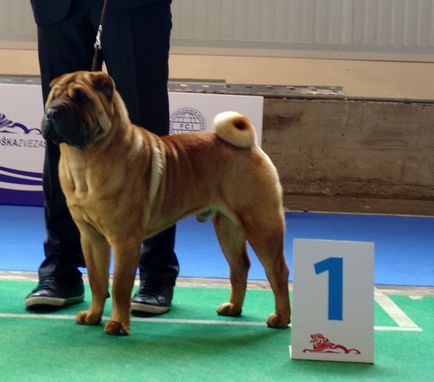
[44,107,58,121]
[42,107,61,141]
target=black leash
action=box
[91,0,108,71]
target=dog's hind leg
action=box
[105,239,141,336]
[76,226,110,326]
[213,213,250,317]
[241,212,291,328]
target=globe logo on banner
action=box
[0,112,45,205]
[169,107,207,135]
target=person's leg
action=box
[25,0,97,309]
[102,1,178,313]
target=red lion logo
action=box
[303,333,361,354]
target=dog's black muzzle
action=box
[41,107,67,144]
[41,103,93,148]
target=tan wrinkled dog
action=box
[42,71,291,336]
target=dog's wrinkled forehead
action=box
[48,71,114,106]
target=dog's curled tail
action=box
[213,111,257,148]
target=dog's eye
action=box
[74,91,89,104]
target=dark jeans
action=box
[36,0,179,286]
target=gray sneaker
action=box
[25,277,84,310]
[131,281,173,315]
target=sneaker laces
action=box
[36,277,58,293]
[137,282,163,297]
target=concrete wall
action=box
[263,98,434,200]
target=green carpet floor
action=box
[0,280,433,382]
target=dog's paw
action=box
[76,311,102,325]
[104,320,129,336]
[266,313,290,329]
[216,302,242,317]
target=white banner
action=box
[0,83,45,205]
[0,83,263,206]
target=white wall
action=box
[1,0,433,60]
[0,0,36,48]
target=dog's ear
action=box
[49,73,68,90]
[92,72,114,100]
[46,74,68,107]
[49,77,59,89]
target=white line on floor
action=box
[374,326,422,332]
[0,313,422,332]
[409,296,423,300]
[374,289,421,330]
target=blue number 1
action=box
[314,257,343,321]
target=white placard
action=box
[169,92,264,145]
[290,239,374,364]
[0,82,263,206]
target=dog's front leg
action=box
[104,239,141,336]
[75,227,110,326]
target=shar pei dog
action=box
[41,71,291,335]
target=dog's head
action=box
[42,71,127,148]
